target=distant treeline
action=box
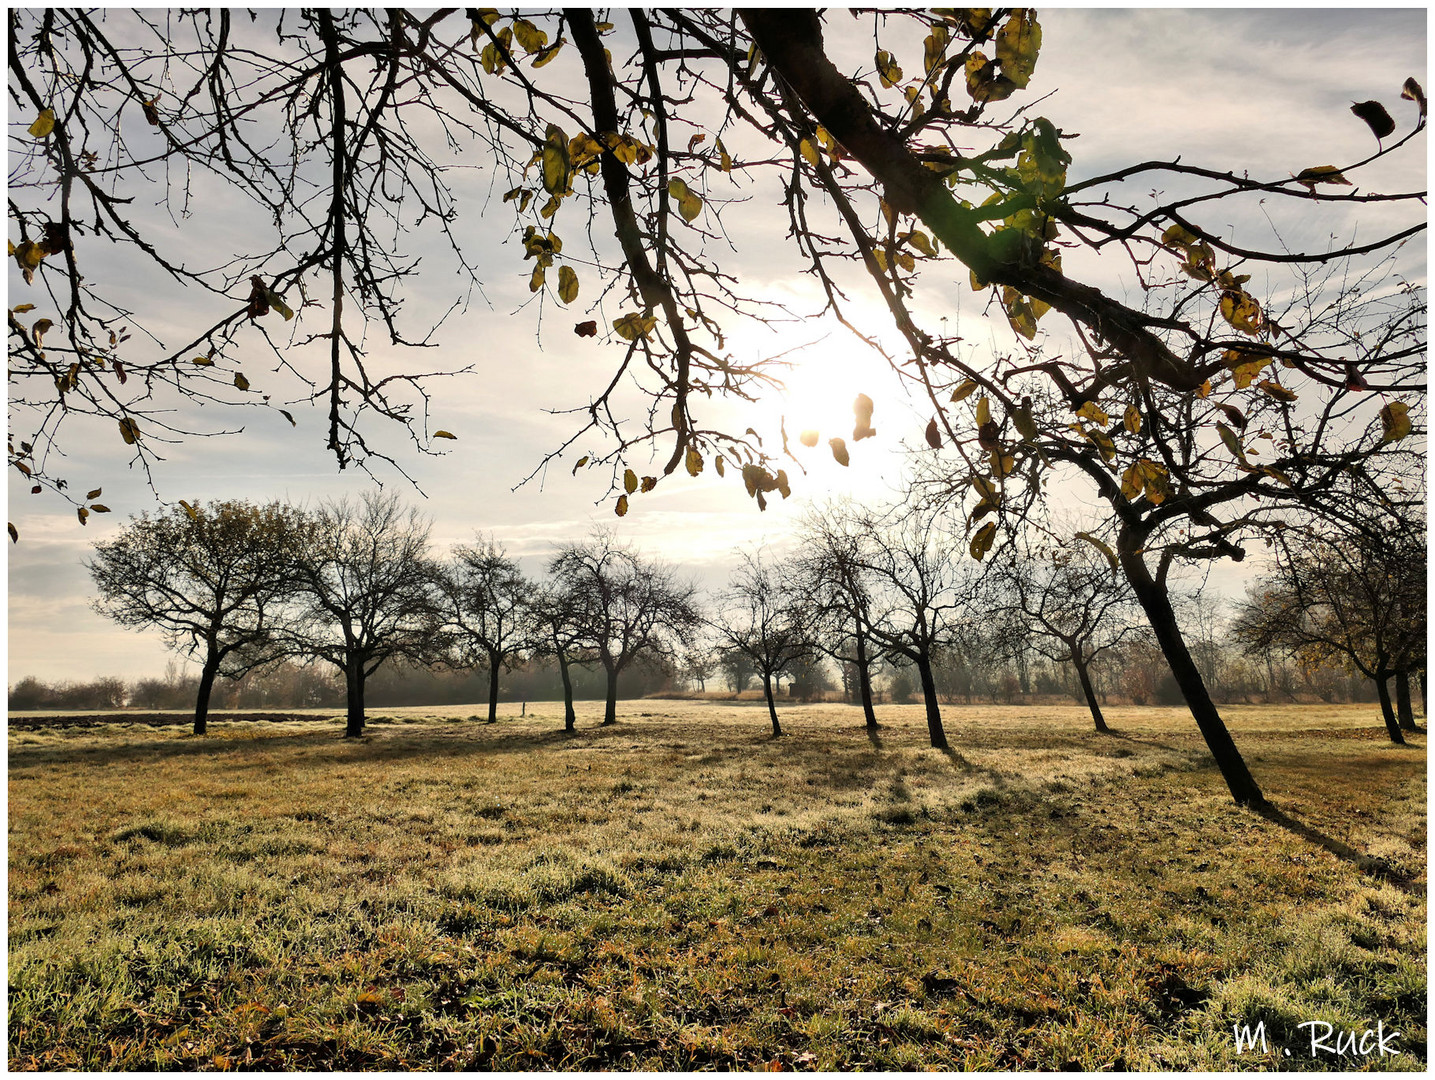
[10,638,1378,713]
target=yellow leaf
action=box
[571,455,589,474]
[976,396,991,425]
[1076,401,1108,425]
[1123,404,1141,434]
[1216,422,1249,465]
[1074,532,1118,570]
[28,108,55,139]
[11,303,35,314]
[994,10,1041,89]
[8,523,16,543]
[1258,379,1298,403]
[434,430,457,440]
[685,447,704,477]
[512,18,547,54]
[531,40,563,68]
[907,230,936,257]
[716,137,732,173]
[1219,290,1262,336]
[529,265,545,292]
[233,372,250,392]
[875,50,903,88]
[624,468,638,494]
[1380,401,1412,442]
[950,379,978,403]
[798,137,820,168]
[541,124,571,196]
[89,504,111,513]
[969,521,997,561]
[191,356,214,366]
[613,312,657,341]
[557,265,578,304]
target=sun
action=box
[765,340,918,454]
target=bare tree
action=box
[547,531,701,726]
[1233,512,1425,744]
[992,541,1139,733]
[857,500,971,750]
[796,500,882,730]
[711,550,816,737]
[89,499,303,734]
[530,585,583,732]
[288,491,439,737]
[438,537,538,724]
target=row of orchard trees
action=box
[89,492,701,738]
[90,488,1424,749]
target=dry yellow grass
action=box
[8,701,1426,1070]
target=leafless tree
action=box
[89,499,304,734]
[287,491,440,737]
[711,549,816,737]
[547,530,701,726]
[991,541,1140,732]
[438,536,539,724]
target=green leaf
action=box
[667,178,703,223]
[557,265,579,304]
[28,108,55,138]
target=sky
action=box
[6,5,1427,684]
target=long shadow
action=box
[1253,801,1424,896]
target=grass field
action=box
[8,701,1426,1070]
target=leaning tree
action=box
[88,498,304,734]
[10,10,1425,804]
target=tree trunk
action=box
[915,653,947,749]
[1395,669,1416,730]
[763,671,783,737]
[855,618,877,730]
[193,655,218,736]
[557,645,576,731]
[1120,549,1265,807]
[1073,654,1108,733]
[486,651,501,724]
[602,663,619,725]
[344,659,365,738]
[1375,673,1406,744]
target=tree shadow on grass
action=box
[1253,801,1425,896]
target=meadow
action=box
[8,701,1426,1070]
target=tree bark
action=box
[193,655,218,736]
[1375,673,1406,744]
[344,658,365,738]
[915,653,947,749]
[1120,549,1265,807]
[602,663,619,725]
[854,617,877,729]
[762,671,783,737]
[556,645,576,731]
[1395,669,1416,730]
[486,651,501,724]
[1072,654,1109,733]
